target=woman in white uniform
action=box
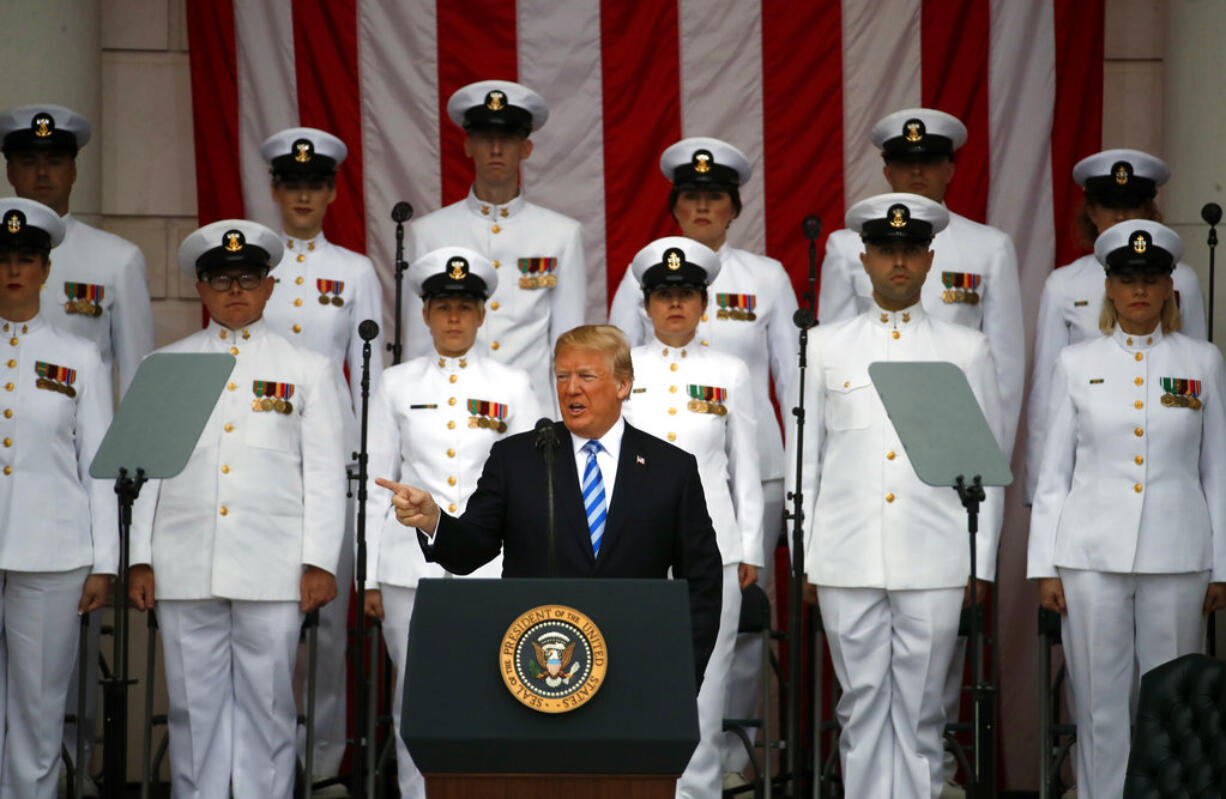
[1025,149,1206,502]
[1027,220,1226,799]
[0,197,114,798]
[621,236,763,799]
[362,247,540,799]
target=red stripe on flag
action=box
[598,0,681,302]
[1052,0,1105,268]
[921,0,990,223]
[762,1,843,309]
[436,0,518,208]
[185,1,243,225]
[293,0,368,253]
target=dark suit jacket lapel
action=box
[551,421,593,566]
[597,422,648,566]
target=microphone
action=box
[358,319,380,341]
[1203,203,1222,227]
[534,417,556,450]
[391,201,414,224]
[802,215,823,241]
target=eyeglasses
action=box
[206,272,265,291]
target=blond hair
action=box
[1098,294,1181,335]
[554,324,634,384]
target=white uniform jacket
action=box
[40,214,156,394]
[130,320,347,601]
[1027,327,1226,580]
[0,314,116,574]
[818,212,1023,452]
[264,232,385,449]
[623,340,764,568]
[404,189,586,394]
[787,304,1005,589]
[363,351,540,588]
[608,246,799,482]
[1024,254,1207,502]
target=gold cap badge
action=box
[223,230,245,253]
[666,249,683,271]
[294,139,313,163]
[904,119,924,143]
[1133,233,1148,254]
[1114,162,1131,185]
[32,113,53,138]
[448,257,468,280]
[5,211,22,234]
[694,151,711,174]
[486,90,505,111]
[888,204,909,229]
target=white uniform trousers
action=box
[61,612,100,774]
[382,584,426,799]
[297,498,354,778]
[159,599,301,799]
[0,567,88,799]
[721,478,784,773]
[1058,568,1209,799]
[818,586,962,799]
[677,563,741,798]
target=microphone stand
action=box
[352,320,379,799]
[783,215,821,794]
[388,203,413,365]
[535,419,557,576]
[1203,202,1220,657]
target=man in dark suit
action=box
[377,324,723,680]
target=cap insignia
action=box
[448,257,469,280]
[693,150,712,174]
[903,118,925,143]
[32,113,54,138]
[293,138,314,163]
[1132,232,1149,254]
[1114,161,1132,186]
[223,230,246,253]
[888,203,910,229]
[486,90,505,111]
[5,210,23,234]
[665,248,683,271]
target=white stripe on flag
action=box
[518,0,607,321]
[840,0,921,208]
[357,0,441,338]
[678,0,766,256]
[235,0,298,230]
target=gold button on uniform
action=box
[1134,483,1143,493]
[447,420,456,430]
[448,476,457,486]
[224,423,234,433]
[491,341,500,350]
[4,384,11,392]
[493,260,500,268]
[227,382,237,391]
[885,493,895,503]
[5,360,13,368]
[667,432,676,442]
[9,338,17,346]
[668,407,676,415]
[1135,455,1144,465]
[701,340,709,347]
[449,374,457,383]
[295,276,304,285]
[1134,400,1144,409]
[491,301,500,310]
[701,314,708,322]
[2,410,10,419]
[296,254,306,263]
[448,503,457,513]
[448,397,456,406]
[491,225,501,234]
[447,448,456,458]
[844,380,850,388]
[1135,377,1144,386]
[292,325,302,334]
[219,506,228,516]
[891,331,900,340]
[294,298,303,307]
[669,363,678,372]
[1135,352,1143,362]
[2,438,9,447]
[886,451,896,460]
[669,385,677,393]
[2,466,10,476]
[220,330,227,339]
[1134,427,1144,437]
[221,465,230,474]
[230,346,239,355]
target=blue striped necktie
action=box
[581,440,607,557]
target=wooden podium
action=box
[402,579,699,798]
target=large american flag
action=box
[185,1,1105,789]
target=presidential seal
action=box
[500,604,607,714]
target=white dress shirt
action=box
[404,189,587,396]
[608,245,799,482]
[1024,254,1207,501]
[818,211,1023,452]
[364,350,540,588]
[1027,325,1226,579]
[130,319,347,601]
[40,214,156,395]
[0,313,115,574]
[788,302,1005,589]
[623,340,763,567]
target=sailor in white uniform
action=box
[790,194,1004,799]
[259,125,385,785]
[620,237,763,799]
[0,198,114,799]
[1025,149,1206,503]
[404,80,586,401]
[362,247,539,799]
[128,220,346,799]
[1028,220,1226,799]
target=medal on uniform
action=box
[34,360,78,397]
[1161,377,1203,410]
[941,272,981,305]
[518,258,558,290]
[687,384,727,415]
[716,293,757,322]
[468,398,509,433]
[64,282,104,317]
[253,380,296,414]
[317,278,345,307]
